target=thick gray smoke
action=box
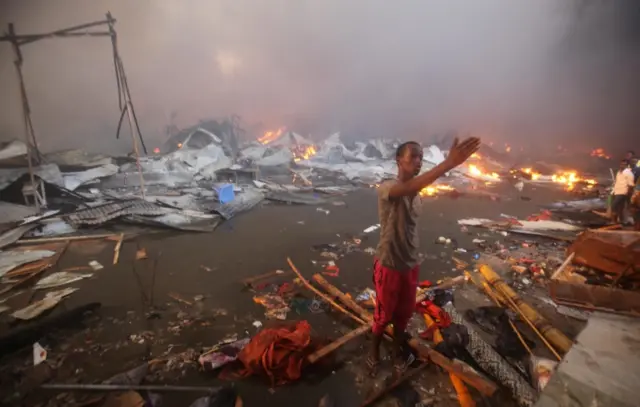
[0,0,638,155]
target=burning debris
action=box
[468,164,501,182]
[521,168,541,181]
[419,184,455,197]
[551,171,597,191]
[258,128,285,145]
[590,148,611,160]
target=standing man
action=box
[368,137,480,375]
[611,159,635,224]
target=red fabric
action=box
[527,210,552,221]
[223,320,314,386]
[323,265,340,277]
[372,258,418,335]
[415,300,451,340]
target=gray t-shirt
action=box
[375,180,421,271]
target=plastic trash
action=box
[214,183,235,204]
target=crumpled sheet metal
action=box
[544,198,606,212]
[213,188,264,220]
[65,200,171,226]
[256,148,293,166]
[0,164,64,191]
[0,201,38,225]
[266,191,327,205]
[99,171,193,189]
[0,224,39,250]
[0,140,27,161]
[0,249,56,277]
[44,149,113,168]
[63,163,119,191]
[127,212,222,232]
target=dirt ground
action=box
[0,182,588,407]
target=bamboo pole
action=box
[479,264,572,354]
[305,267,498,396]
[287,259,366,325]
[480,282,533,357]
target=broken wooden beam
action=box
[112,233,124,265]
[307,324,371,364]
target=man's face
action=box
[621,161,629,170]
[626,152,634,160]
[398,143,423,177]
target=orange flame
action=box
[590,148,610,159]
[420,184,454,197]
[552,171,598,191]
[293,145,317,162]
[521,167,541,180]
[258,127,285,145]
[469,164,500,180]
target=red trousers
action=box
[372,258,418,335]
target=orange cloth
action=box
[224,320,314,386]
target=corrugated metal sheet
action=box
[66,200,171,226]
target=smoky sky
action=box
[0,0,638,155]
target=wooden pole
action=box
[550,252,575,280]
[112,233,124,265]
[304,266,498,396]
[17,233,118,244]
[479,264,572,354]
[107,14,146,199]
[7,24,39,211]
[307,324,371,364]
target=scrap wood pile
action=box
[457,198,640,318]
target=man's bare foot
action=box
[366,355,380,377]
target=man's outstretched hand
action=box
[445,137,481,168]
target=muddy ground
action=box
[0,183,590,407]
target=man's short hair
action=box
[396,141,420,158]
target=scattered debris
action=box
[34,271,92,289]
[11,288,77,320]
[135,247,148,260]
[253,294,290,320]
[199,337,251,371]
[33,342,47,366]
[88,260,103,271]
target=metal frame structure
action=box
[0,12,147,207]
